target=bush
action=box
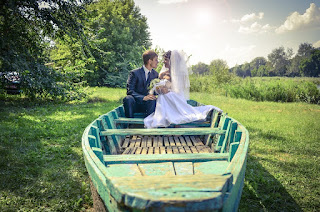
[225,78,320,104]
[190,76,320,104]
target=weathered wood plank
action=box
[157,136,163,147]
[172,146,179,154]
[153,136,158,147]
[112,174,233,210]
[147,147,154,154]
[160,146,166,154]
[185,136,193,146]
[141,136,147,147]
[196,146,207,153]
[178,146,186,154]
[122,137,130,148]
[196,136,205,146]
[169,137,175,146]
[103,153,229,165]
[190,146,198,153]
[166,147,173,154]
[105,164,142,177]
[137,162,175,176]
[114,117,144,124]
[135,147,142,155]
[196,145,211,153]
[220,120,232,153]
[194,161,230,175]
[122,147,132,154]
[174,136,181,146]
[184,146,192,154]
[163,136,169,146]
[190,136,204,146]
[179,136,187,146]
[228,142,240,162]
[141,147,148,154]
[174,162,193,175]
[129,140,135,148]
[146,136,153,147]
[134,137,141,147]
[101,127,226,136]
[154,147,160,154]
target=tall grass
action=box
[190,75,320,104]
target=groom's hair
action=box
[143,50,158,65]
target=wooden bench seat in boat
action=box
[107,174,233,210]
[114,117,211,127]
[100,127,225,136]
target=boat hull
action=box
[82,102,249,211]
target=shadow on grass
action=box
[0,99,121,211]
[239,126,304,211]
[239,155,302,212]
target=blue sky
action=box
[134,0,320,67]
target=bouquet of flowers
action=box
[148,79,171,95]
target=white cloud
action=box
[232,12,264,23]
[276,3,320,34]
[313,40,320,48]
[158,0,188,4]
[241,12,264,22]
[239,22,272,34]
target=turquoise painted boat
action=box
[82,100,249,211]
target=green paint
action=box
[101,127,226,136]
[82,101,249,211]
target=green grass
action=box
[191,92,320,211]
[1,87,319,211]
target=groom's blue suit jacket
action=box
[126,66,159,104]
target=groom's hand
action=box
[143,94,157,101]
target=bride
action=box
[144,50,222,128]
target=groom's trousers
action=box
[123,95,156,118]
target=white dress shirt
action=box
[143,65,151,80]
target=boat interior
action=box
[86,100,243,163]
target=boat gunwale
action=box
[81,104,250,211]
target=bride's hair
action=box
[163,50,171,59]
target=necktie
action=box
[147,71,150,82]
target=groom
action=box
[123,50,159,118]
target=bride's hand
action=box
[160,87,169,94]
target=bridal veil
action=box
[160,50,191,100]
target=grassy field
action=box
[0,87,319,211]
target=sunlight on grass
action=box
[1,87,319,211]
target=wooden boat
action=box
[82,100,249,211]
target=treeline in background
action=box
[190,43,320,104]
[1,0,319,104]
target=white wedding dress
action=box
[144,50,222,129]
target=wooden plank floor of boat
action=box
[121,135,212,154]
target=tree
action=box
[0,0,91,99]
[286,42,315,77]
[297,42,314,57]
[299,49,320,77]
[191,62,210,75]
[286,56,301,77]
[267,46,293,76]
[209,59,232,83]
[250,57,267,71]
[50,0,151,87]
